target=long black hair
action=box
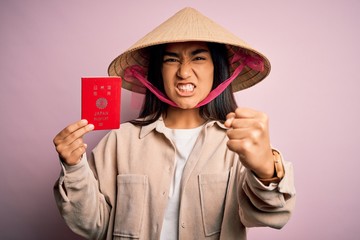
[130,42,238,126]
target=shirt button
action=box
[181,222,185,228]
[162,191,166,195]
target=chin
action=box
[174,101,199,110]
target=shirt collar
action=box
[139,117,229,139]
[212,120,228,130]
[139,117,162,139]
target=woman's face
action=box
[161,42,214,109]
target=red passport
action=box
[81,77,122,130]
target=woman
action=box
[53,7,295,240]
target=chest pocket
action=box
[199,171,230,237]
[113,174,148,239]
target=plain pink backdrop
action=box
[1,0,359,239]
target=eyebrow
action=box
[163,48,209,57]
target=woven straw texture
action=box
[108,7,271,93]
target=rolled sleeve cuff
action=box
[247,161,296,197]
[58,154,92,185]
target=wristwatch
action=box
[258,149,285,185]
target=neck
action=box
[163,107,205,129]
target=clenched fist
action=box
[224,107,274,179]
[53,119,94,166]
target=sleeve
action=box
[53,153,111,240]
[238,153,296,229]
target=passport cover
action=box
[81,77,122,130]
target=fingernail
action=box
[228,117,234,121]
[88,124,94,130]
[81,119,88,125]
[226,117,234,123]
[225,117,234,127]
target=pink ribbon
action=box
[230,50,264,72]
[124,65,178,107]
[123,50,264,108]
[196,50,264,106]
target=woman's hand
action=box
[53,119,94,166]
[224,107,274,179]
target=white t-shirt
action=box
[160,125,203,240]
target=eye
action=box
[194,56,206,61]
[163,57,179,63]
[192,55,209,63]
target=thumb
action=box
[224,112,236,128]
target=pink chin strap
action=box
[124,50,264,108]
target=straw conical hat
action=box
[108,7,271,93]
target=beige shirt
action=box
[54,118,296,240]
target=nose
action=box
[176,61,192,79]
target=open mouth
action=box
[177,83,195,92]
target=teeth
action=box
[178,84,194,91]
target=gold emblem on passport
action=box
[96,97,108,109]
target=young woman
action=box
[53,8,295,240]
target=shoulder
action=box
[108,121,141,137]
[95,122,139,143]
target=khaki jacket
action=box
[54,119,296,240]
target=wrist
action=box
[257,149,285,185]
[253,150,275,179]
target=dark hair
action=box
[130,42,238,126]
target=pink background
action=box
[1,0,359,239]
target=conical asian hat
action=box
[108,7,271,93]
